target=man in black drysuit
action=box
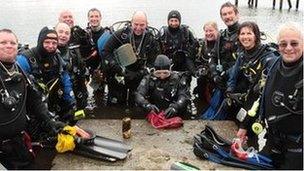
[0,29,63,169]
[135,54,191,119]
[103,11,160,105]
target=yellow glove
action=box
[55,125,77,153]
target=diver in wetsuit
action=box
[103,11,160,105]
[17,26,76,122]
[237,23,303,170]
[0,29,64,169]
[135,55,191,119]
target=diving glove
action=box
[164,106,177,118]
[213,75,226,89]
[224,87,233,98]
[144,103,160,113]
[48,120,66,135]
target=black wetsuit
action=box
[58,45,88,110]
[0,62,53,169]
[260,56,303,169]
[159,25,197,75]
[86,26,105,72]
[209,22,240,90]
[227,44,278,121]
[17,27,76,121]
[103,26,160,104]
[135,72,190,118]
[194,39,217,100]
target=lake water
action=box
[1,0,303,46]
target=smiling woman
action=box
[248,22,303,170]
[55,22,71,47]
[277,22,303,64]
[238,21,261,50]
[225,21,280,142]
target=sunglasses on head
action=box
[278,41,299,48]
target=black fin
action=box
[93,135,132,153]
[76,143,128,160]
[73,146,117,162]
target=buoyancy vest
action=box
[22,48,63,85]
[147,72,185,109]
[0,64,28,139]
[159,25,191,56]
[236,44,278,94]
[264,58,303,136]
[21,48,70,114]
[97,28,112,57]
[217,23,240,70]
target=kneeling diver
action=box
[135,54,191,118]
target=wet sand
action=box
[51,119,238,170]
[26,74,242,170]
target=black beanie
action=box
[37,26,58,55]
[167,10,181,22]
[154,54,171,70]
[37,27,57,48]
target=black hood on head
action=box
[154,54,171,70]
[168,10,181,22]
[167,10,181,32]
[37,26,58,57]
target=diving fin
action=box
[193,125,274,170]
[77,143,128,160]
[203,125,232,146]
[193,136,272,170]
[93,135,132,152]
[193,143,263,170]
[73,146,117,162]
[75,126,132,152]
[74,126,132,160]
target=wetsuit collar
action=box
[243,44,264,60]
[91,25,103,32]
[280,55,303,77]
[283,55,303,67]
[227,22,239,34]
[206,40,216,49]
[58,45,68,56]
[168,26,180,33]
[0,61,14,70]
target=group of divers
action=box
[0,1,303,169]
